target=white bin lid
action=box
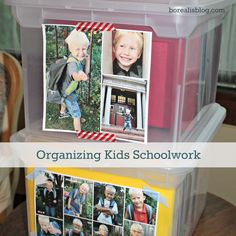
[10,103,226,188]
[5,0,235,14]
[5,0,236,37]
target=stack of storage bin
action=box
[7,0,235,235]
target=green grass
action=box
[45,102,100,132]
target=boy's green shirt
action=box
[65,56,86,96]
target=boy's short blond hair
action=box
[130,223,143,234]
[80,183,90,193]
[128,188,143,197]
[105,185,116,194]
[73,218,83,227]
[113,30,144,53]
[65,29,90,48]
[38,215,50,224]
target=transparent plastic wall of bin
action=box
[22,166,208,236]
[5,0,234,142]
[10,97,225,236]
[6,1,232,235]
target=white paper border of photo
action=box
[34,170,64,236]
[100,29,152,143]
[42,23,102,135]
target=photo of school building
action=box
[101,75,147,142]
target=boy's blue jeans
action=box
[45,206,56,217]
[63,92,81,118]
[124,121,132,130]
[64,206,79,216]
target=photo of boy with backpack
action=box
[93,222,123,236]
[64,218,84,236]
[64,215,93,236]
[44,24,102,132]
[41,179,58,218]
[59,29,90,131]
[94,183,125,226]
[36,172,63,219]
[64,177,93,219]
[125,188,157,225]
[124,220,155,236]
[64,182,90,217]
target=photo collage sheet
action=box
[35,170,159,236]
[43,22,152,143]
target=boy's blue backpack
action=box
[126,203,153,224]
[47,56,83,104]
[65,188,83,213]
[65,188,79,205]
[47,58,68,104]
[99,197,116,209]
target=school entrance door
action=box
[109,89,137,128]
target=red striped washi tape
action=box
[76,21,115,32]
[76,131,116,142]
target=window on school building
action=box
[127,98,136,106]
[111,95,116,103]
[118,95,126,104]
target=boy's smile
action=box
[131,229,143,236]
[40,222,49,233]
[99,229,108,236]
[105,189,115,201]
[130,193,146,209]
[46,181,53,191]
[114,33,141,72]
[69,44,88,61]
[73,223,82,233]
[79,185,87,194]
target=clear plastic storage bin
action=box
[6,0,233,142]
[22,167,208,236]
[9,117,221,236]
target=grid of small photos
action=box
[35,170,159,236]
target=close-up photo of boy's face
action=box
[73,220,83,233]
[46,180,53,191]
[38,216,50,232]
[104,189,115,201]
[130,225,143,236]
[130,191,146,208]
[98,225,109,236]
[69,43,88,61]
[39,221,49,232]
[113,31,143,71]
[65,29,89,62]
[79,183,89,194]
